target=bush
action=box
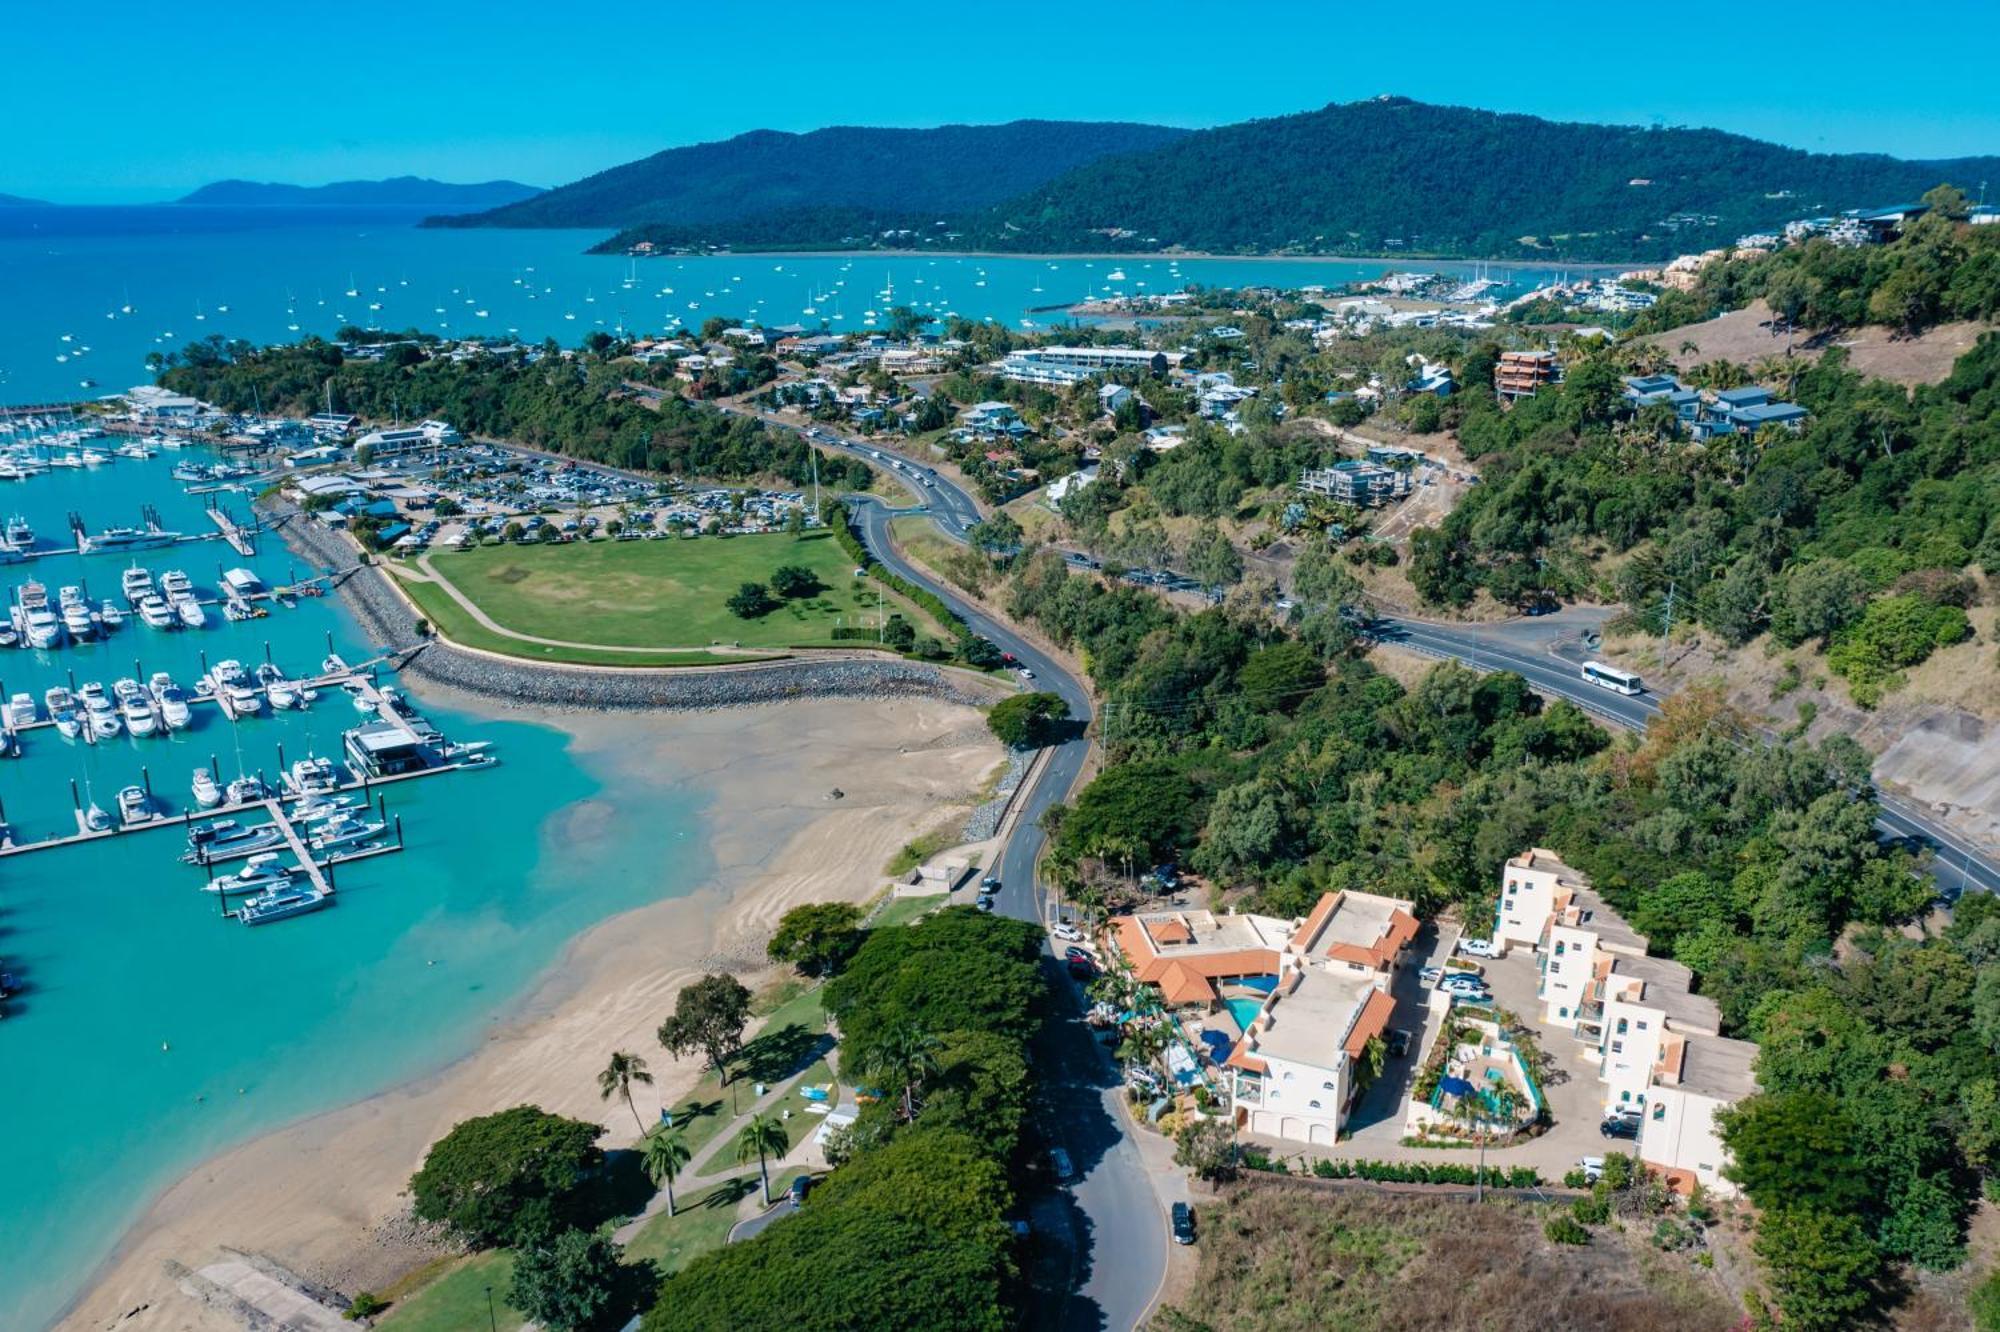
[770,563,823,599]
[725,581,778,619]
[1572,1194,1611,1225]
[344,1291,386,1320]
[1545,1214,1591,1245]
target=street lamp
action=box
[484,1284,497,1332]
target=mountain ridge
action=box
[520,99,2000,262]
[430,119,1188,230]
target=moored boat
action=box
[236,883,333,926]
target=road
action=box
[852,495,1168,1332]
[1374,614,2000,898]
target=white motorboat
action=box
[174,595,206,629]
[121,565,155,605]
[153,679,192,730]
[191,768,222,808]
[236,883,333,926]
[115,679,159,737]
[137,594,176,629]
[78,683,121,738]
[204,852,299,894]
[309,814,385,852]
[321,652,350,675]
[258,664,299,709]
[44,685,80,739]
[158,569,192,598]
[83,801,112,831]
[292,794,358,824]
[3,691,34,729]
[16,581,62,649]
[59,587,95,640]
[185,821,285,866]
[117,784,155,824]
[287,756,341,795]
[99,599,124,628]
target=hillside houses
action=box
[1622,375,1807,441]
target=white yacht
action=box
[43,685,80,739]
[121,565,155,605]
[236,883,333,926]
[116,680,160,737]
[287,756,342,795]
[117,784,156,824]
[258,663,299,709]
[185,822,284,867]
[225,773,269,805]
[15,581,62,649]
[151,674,193,729]
[191,768,222,808]
[137,594,177,629]
[204,852,299,893]
[173,594,206,629]
[99,599,124,628]
[78,683,121,738]
[3,692,35,729]
[309,814,385,852]
[292,794,358,824]
[158,569,192,599]
[58,587,95,641]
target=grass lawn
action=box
[658,985,829,1163]
[418,531,948,651]
[375,1250,523,1332]
[869,891,945,931]
[623,1175,762,1272]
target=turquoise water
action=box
[1224,996,1266,1030]
[0,205,1579,406]
[0,448,711,1328]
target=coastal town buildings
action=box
[995,345,1170,386]
[1621,376,1808,440]
[1494,349,1561,400]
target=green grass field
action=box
[375,1250,521,1331]
[409,531,946,658]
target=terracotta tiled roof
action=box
[1289,892,1340,950]
[1342,989,1397,1061]
[1155,961,1218,1007]
[1150,919,1193,945]
[1225,1047,1268,1075]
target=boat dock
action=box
[206,506,258,557]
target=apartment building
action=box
[1494,350,1560,401]
[996,345,1169,386]
[1500,848,1759,1194]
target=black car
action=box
[1600,1114,1642,1140]
[788,1173,815,1205]
[1171,1202,1196,1245]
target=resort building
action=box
[1495,847,1589,951]
[995,345,1169,387]
[1109,908,1291,1009]
[1218,890,1419,1146]
[1620,376,1808,440]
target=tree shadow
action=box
[701,1175,757,1209]
[578,1149,656,1228]
[662,1097,723,1134]
[733,1023,832,1086]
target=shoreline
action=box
[58,688,1002,1331]
[599,245,1641,270]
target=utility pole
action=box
[1659,580,1677,661]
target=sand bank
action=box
[61,692,1000,1331]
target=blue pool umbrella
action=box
[1438,1075,1477,1099]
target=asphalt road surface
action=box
[1375,614,2000,898]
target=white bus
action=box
[1581,660,1643,695]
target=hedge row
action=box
[1241,1151,1542,1189]
[834,510,971,642]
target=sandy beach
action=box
[59,691,1001,1332]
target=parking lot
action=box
[1273,923,1625,1181]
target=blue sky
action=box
[9,0,1998,202]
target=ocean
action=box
[0,205,1579,407]
[0,441,711,1329]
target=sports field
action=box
[408,531,939,656]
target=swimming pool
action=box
[1224,996,1267,1030]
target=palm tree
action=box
[641,1126,692,1217]
[863,1025,942,1122]
[597,1050,654,1135]
[734,1112,790,1205]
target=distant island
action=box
[441,98,2000,263]
[0,191,48,206]
[180,176,542,213]
[427,119,1187,231]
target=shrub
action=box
[344,1291,386,1320]
[1546,1214,1591,1245]
[1572,1194,1611,1225]
[725,581,778,619]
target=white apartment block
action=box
[1496,847,1587,950]
[1639,1035,1758,1197]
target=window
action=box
[1636,1020,1648,1031]
[1309,1100,1322,1110]
[1549,962,1561,974]
[1322,1081,1335,1091]
[1558,1007,1569,1019]
[1619,1091,1631,1103]
[1554,940,1565,955]
[1652,1104,1666,1121]
[1615,1018,1628,1035]
[1612,1041,1624,1054]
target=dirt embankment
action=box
[1644,299,1992,389]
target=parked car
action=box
[1386,1028,1412,1058]
[981,876,1002,892]
[1440,975,1490,995]
[1578,1156,1605,1183]
[1457,937,1501,959]
[1171,1202,1197,1245]
[1600,1115,1641,1140]
[1419,966,1444,986]
[1066,953,1096,979]
[1017,667,1036,680]
[976,897,995,913]
[1048,1147,1075,1182]
[1052,921,1083,942]
[788,1174,815,1204]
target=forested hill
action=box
[977,99,2000,259]
[432,119,1186,230]
[179,177,542,212]
[587,99,2000,262]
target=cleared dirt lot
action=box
[1644,298,1991,388]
